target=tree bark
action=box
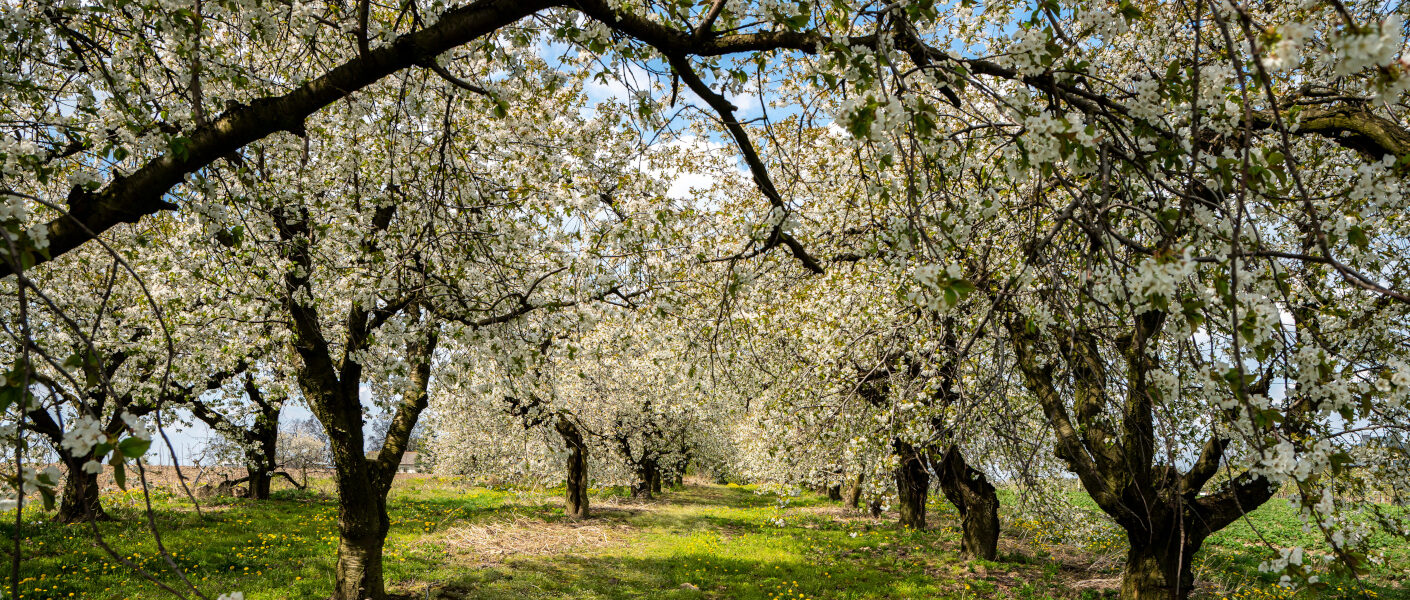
[631,459,655,499]
[826,484,842,501]
[1006,313,1288,600]
[334,493,390,600]
[244,463,272,500]
[241,426,277,499]
[846,473,863,509]
[893,441,929,529]
[555,416,589,519]
[55,456,111,523]
[650,460,663,494]
[1120,523,1203,600]
[932,445,999,560]
[245,381,282,500]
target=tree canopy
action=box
[4,0,1410,598]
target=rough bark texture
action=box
[556,416,589,519]
[55,456,112,523]
[893,441,929,529]
[241,405,280,499]
[1120,525,1202,600]
[845,473,863,509]
[631,459,657,500]
[1007,311,1289,600]
[932,445,999,560]
[334,498,390,600]
[244,460,272,500]
[826,484,843,501]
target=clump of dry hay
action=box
[592,493,661,510]
[440,516,632,560]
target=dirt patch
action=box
[438,516,635,564]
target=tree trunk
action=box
[868,499,883,518]
[893,441,929,529]
[330,459,392,600]
[650,461,662,494]
[335,527,388,600]
[932,445,1000,560]
[670,457,688,487]
[243,448,274,500]
[1120,530,1201,600]
[846,473,863,509]
[632,460,655,500]
[245,401,281,500]
[826,484,842,501]
[556,417,589,519]
[55,456,111,523]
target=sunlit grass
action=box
[0,479,1404,599]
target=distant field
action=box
[1,478,1405,599]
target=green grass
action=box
[0,479,1405,599]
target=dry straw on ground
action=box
[440,515,634,560]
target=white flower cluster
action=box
[1261,22,1309,73]
[1258,546,1304,576]
[1074,7,1129,40]
[19,465,61,494]
[1334,15,1404,75]
[121,411,152,441]
[758,0,808,23]
[573,19,614,48]
[1126,77,1163,121]
[1256,437,1333,484]
[25,223,49,250]
[0,138,43,178]
[60,414,106,457]
[906,263,963,312]
[1129,250,1195,308]
[1020,111,1083,167]
[0,193,28,223]
[1010,27,1053,76]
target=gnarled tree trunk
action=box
[1119,515,1204,600]
[631,459,656,499]
[333,487,391,600]
[932,445,999,560]
[893,441,929,529]
[1008,312,1288,600]
[846,473,863,509]
[55,456,111,523]
[555,416,589,519]
[243,446,274,500]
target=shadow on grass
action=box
[429,551,960,600]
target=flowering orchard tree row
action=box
[4,1,1410,600]
[688,2,1410,600]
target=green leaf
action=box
[1348,226,1369,250]
[112,458,126,490]
[118,436,152,459]
[0,384,20,413]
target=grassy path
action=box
[1,481,1404,599]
